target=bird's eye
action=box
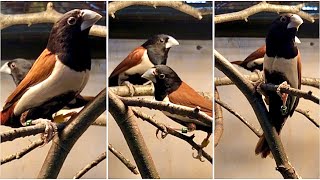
[159,73,165,79]
[67,17,76,25]
[10,63,16,69]
[159,38,164,43]
[280,16,287,22]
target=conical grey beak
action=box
[287,14,303,30]
[80,9,102,31]
[0,62,11,74]
[165,36,179,48]
[142,68,157,83]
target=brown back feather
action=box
[2,49,56,111]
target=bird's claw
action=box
[155,124,168,139]
[32,119,58,145]
[123,81,135,96]
[192,147,205,162]
[276,81,290,97]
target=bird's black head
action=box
[47,9,102,71]
[142,34,179,65]
[142,65,182,101]
[0,58,33,86]
[266,14,303,58]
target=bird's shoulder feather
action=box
[168,82,213,117]
[109,46,146,78]
[3,49,56,111]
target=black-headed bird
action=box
[255,14,303,158]
[0,9,102,143]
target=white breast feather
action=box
[14,59,90,115]
[263,55,299,89]
[247,58,264,68]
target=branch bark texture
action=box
[37,89,106,178]
[108,91,160,179]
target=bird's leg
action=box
[143,80,153,85]
[32,119,58,144]
[276,81,290,115]
[193,133,211,162]
[123,81,136,96]
[20,112,57,145]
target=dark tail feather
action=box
[231,61,243,65]
[255,134,271,158]
[108,75,118,87]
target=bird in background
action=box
[0,58,94,110]
[108,34,179,94]
[255,14,303,158]
[231,37,301,72]
[0,58,33,85]
[142,65,212,157]
[0,9,102,143]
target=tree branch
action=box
[37,88,106,178]
[260,83,319,104]
[132,108,212,163]
[215,49,300,178]
[0,2,106,37]
[214,88,224,147]
[73,152,106,179]
[215,1,315,24]
[1,139,44,164]
[214,98,262,137]
[215,73,320,89]
[108,91,160,179]
[295,108,319,128]
[108,143,139,175]
[108,1,203,20]
[119,97,212,127]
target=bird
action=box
[255,14,303,158]
[0,58,33,85]
[0,9,102,143]
[108,34,179,92]
[231,45,266,72]
[231,37,301,72]
[0,58,94,109]
[142,65,212,156]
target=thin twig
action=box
[215,1,315,24]
[295,108,319,128]
[0,123,65,143]
[119,97,212,127]
[0,2,106,37]
[73,152,106,179]
[108,143,139,175]
[108,1,203,20]
[215,98,262,137]
[132,108,212,163]
[260,83,320,104]
[1,139,44,164]
[214,88,224,147]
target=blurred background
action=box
[108,1,213,178]
[215,1,319,178]
[0,1,106,178]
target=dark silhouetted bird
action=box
[255,14,303,158]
